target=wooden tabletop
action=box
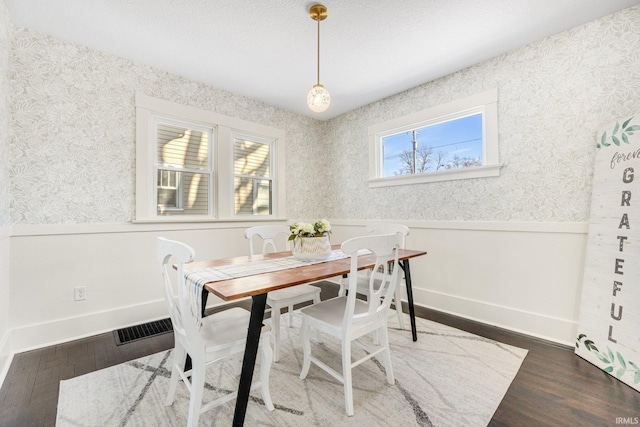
[184,246,427,301]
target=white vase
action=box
[292,235,332,261]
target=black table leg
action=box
[399,259,418,342]
[232,293,268,426]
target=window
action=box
[368,89,501,187]
[135,94,286,222]
[155,120,213,216]
[233,134,273,216]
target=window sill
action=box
[368,163,503,188]
[132,217,287,224]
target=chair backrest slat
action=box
[244,225,290,255]
[341,233,402,330]
[366,223,409,249]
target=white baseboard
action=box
[0,329,13,390]
[10,299,168,353]
[412,288,577,346]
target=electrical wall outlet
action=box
[74,286,87,301]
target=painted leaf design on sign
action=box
[597,117,637,149]
[576,335,640,383]
[617,352,626,369]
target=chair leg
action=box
[395,284,405,330]
[186,365,205,427]
[299,316,312,379]
[271,304,281,362]
[259,338,275,411]
[165,346,186,406]
[287,304,293,328]
[379,325,395,385]
[313,293,322,343]
[342,339,354,416]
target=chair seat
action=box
[199,307,271,354]
[300,296,369,330]
[267,284,320,303]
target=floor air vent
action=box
[114,318,173,345]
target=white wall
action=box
[318,6,640,345]
[330,221,588,345]
[9,222,259,351]
[0,0,13,385]
[8,220,588,350]
[4,6,640,362]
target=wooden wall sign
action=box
[575,114,640,392]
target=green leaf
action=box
[617,352,626,369]
[622,133,629,144]
[628,361,638,369]
[617,367,626,378]
[622,117,633,129]
[577,334,587,341]
[613,122,620,134]
[626,125,640,131]
[601,132,607,145]
[635,371,640,384]
[604,366,614,373]
[608,348,615,363]
[612,136,621,146]
[595,352,610,364]
[596,143,601,149]
[585,340,599,352]
[602,141,611,147]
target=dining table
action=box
[183,244,427,426]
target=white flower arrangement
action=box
[289,219,332,241]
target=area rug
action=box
[56,313,527,426]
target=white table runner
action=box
[184,249,353,325]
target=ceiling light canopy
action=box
[307,4,330,113]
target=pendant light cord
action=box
[316,15,321,85]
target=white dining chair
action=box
[339,223,409,330]
[157,237,274,427]
[245,225,322,362]
[299,232,402,416]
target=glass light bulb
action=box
[307,84,330,113]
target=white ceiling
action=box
[6,0,640,120]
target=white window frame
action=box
[135,93,286,222]
[368,89,501,187]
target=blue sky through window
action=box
[382,113,483,176]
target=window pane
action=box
[382,113,483,177]
[157,170,209,216]
[234,138,270,177]
[157,123,209,170]
[234,177,272,215]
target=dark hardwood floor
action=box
[1,281,638,426]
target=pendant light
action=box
[307,4,330,113]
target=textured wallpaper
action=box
[7,5,640,225]
[9,27,322,224]
[0,0,10,227]
[322,5,640,222]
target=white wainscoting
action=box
[329,220,588,346]
[0,228,11,386]
[7,219,587,357]
[8,222,263,353]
